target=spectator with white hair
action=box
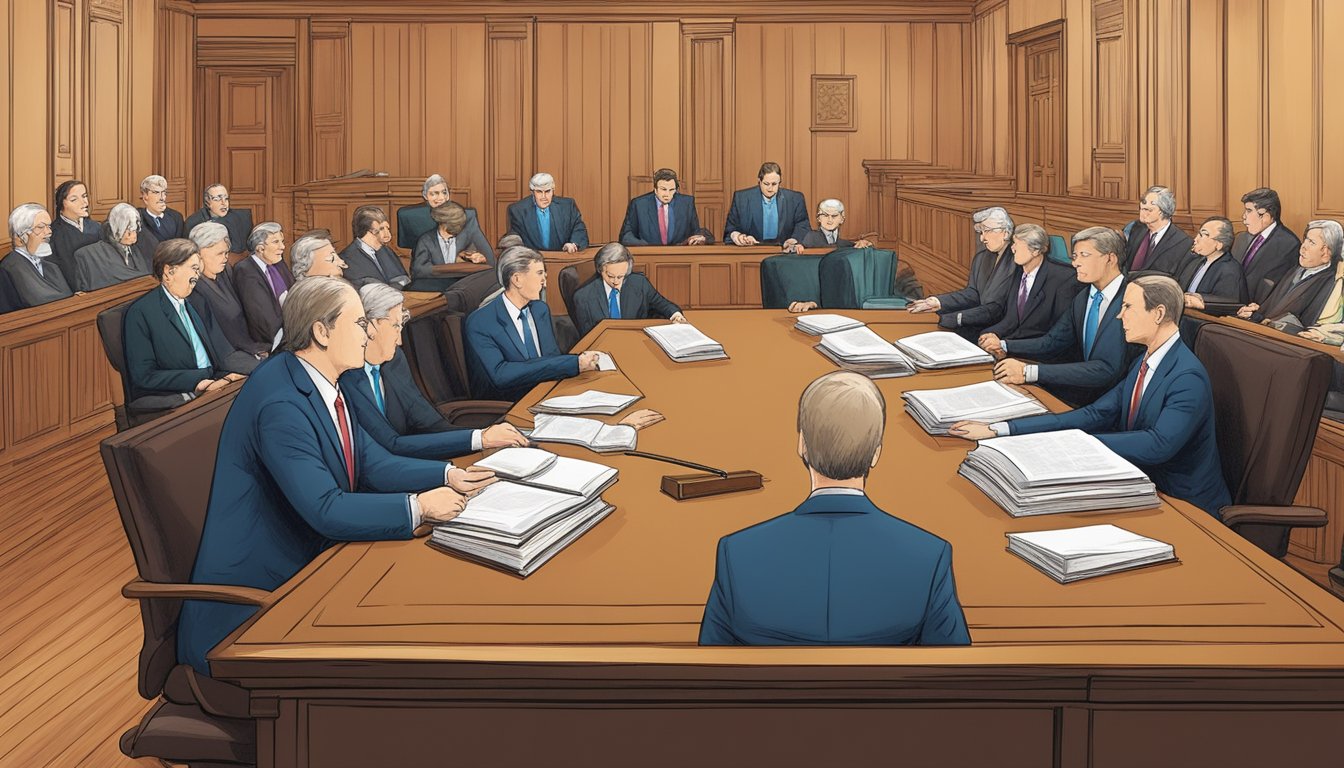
[136,174,186,247]
[505,172,589,253]
[187,221,271,358]
[0,202,74,307]
[1238,219,1344,332]
[232,221,295,347]
[791,198,873,251]
[71,202,153,291]
[1124,185,1194,275]
[290,232,347,281]
[908,206,1018,340]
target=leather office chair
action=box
[818,247,907,310]
[1047,234,1072,265]
[557,262,597,320]
[97,301,191,431]
[102,389,260,767]
[442,268,503,315]
[401,305,510,429]
[759,252,823,309]
[1193,322,1332,557]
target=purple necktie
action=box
[1243,233,1266,269]
[1132,233,1154,271]
[265,263,288,301]
[1017,273,1029,317]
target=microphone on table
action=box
[623,450,764,500]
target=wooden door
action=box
[1024,36,1063,195]
[202,70,278,223]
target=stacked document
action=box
[794,314,865,335]
[644,323,728,362]
[530,390,642,416]
[958,429,1160,516]
[1006,524,1176,583]
[902,380,1049,435]
[430,447,618,576]
[529,413,637,453]
[894,331,995,369]
[815,326,916,378]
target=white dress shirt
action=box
[1146,220,1171,249]
[1004,272,1123,383]
[808,487,865,498]
[437,232,458,264]
[501,295,543,356]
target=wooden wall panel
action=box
[7,336,67,447]
[88,16,127,212]
[1266,0,1313,234]
[973,3,1011,177]
[311,23,350,182]
[1316,0,1344,217]
[1224,0,1267,222]
[157,6,196,210]
[13,1,53,221]
[1186,0,1225,215]
[1007,0,1063,34]
[421,23,488,218]
[682,19,734,240]
[54,1,79,184]
[486,21,534,241]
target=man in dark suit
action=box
[792,198,874,250]
[1178,216,1248,314]
[1,203,75,307]
[700,371,970,646]
[571,242,686,337]
[0,263,24,314]
[978,223,1084,351]
[908,206,1017,340]
[395,173,491,251]
[465,247,607,402]
[1123,185,1194,276]
[50,179,101,280]
[1232,187,1300,303]
[340,205,411,289]
[1237,218,1342,331]
[506,173,589,253]
[953,276,1232,519]
[724,161,810,248]
[137,174,186,249]
[992,226,1143,407]
[70,203,154,292]
[184,184,254,254]
[188,221,270,358]
[410,202,495,292]
[177,276,498,675]
[122,239,257,404]
[232,222,295,348]
[619,168,712,246]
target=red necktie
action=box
[658,204,669,244]
[333,392,356,489]
[1126,360,1149,430]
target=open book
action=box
[894,331,995,369]
[644,323,728,362]
[1006,524,1176,583]
[902,380,1049,435]
[474,447,618,498]
[815,326,916,378]
[795,314,865,335]
[528,414,637,453]
[529,390,642,416]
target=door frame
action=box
[1008,20,1067,196]
[197,65,297,225]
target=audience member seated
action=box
[990,226,1142,406]
[341,205,411,289]
[724,161,810,248]
[977,223,1084,354]
[410,202,494,292]
[1234,186,1300,303]
[137,174,186,248]
[787,198,873,251]
[122,238,257,405]
[1298,268,1344,346]
[339,283,530,459]
[619,168,712,246]
[71,203,153,292]
[1124,185,1194,275]
[908,206,1016,340]
[184,183,253,254]
[49,179,101,279]
[953,276,1232,519]
[465,247,608,401]
[0,203,74,307]
[176,276,498,676]
[0,265,24,314]
[571,243,686,337]
[232,222,294,348]
[506,172,589,253]
[1237,219,1341,332]
[396,173,489,250]
[290,231,347,281]
[187,222,270,359]
[1178,216,1248,313]
[700,371,970,646]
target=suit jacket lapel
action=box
[494,296,529,358]
[157,288,193,346]
[290,356,351,490]
[1095,281,1126,336]
[1132,343,1182,429]
[1266,269,1327,316]
[1022,266,1049,318]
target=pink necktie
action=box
[658,204,669,245]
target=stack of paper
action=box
[895,331,995,369]
[1006,524,1176,582]
[794,314,865,335]
[429,447,618,576]
[814,326,916,378]
[528,414,637,453]
[644,323,728,362]
[530,390,642,416]
[902,380,1049,435]
[958,430,1160,516]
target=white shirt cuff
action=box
[1024,364,1039,383]
[990,422,1011,437]
[999,340,1008,353]
[408,494,421,529]
[471,429,483,452]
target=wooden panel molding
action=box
[197,38,298,66]
[681,19,735,241]
[486,19,534,241]
[810,75,857,132]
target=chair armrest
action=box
[1220,504,1328,529]
[122,579,270,606]
[435,399,513,427]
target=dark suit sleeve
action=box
[200,308,257,375]
[234,266,283,343]
[410,235,436,279]
[571,284,601,338]
[124,303,212,396]
[566,201,590,249]
[1196,263,1249,307]
[698,538,741,645]
[1004,300,1078,361]
[396,207,415,250]
[347,380,474,461]
[786,193,811,243]
[467,318,580,394]
[723,192,745,243]
[388,369,455,434]
[638,275,681,319]
[1035,343,1127,391]
[936,253,986,311]
[1009,374,1124,436]
[463,216,495,264]
[1094,371,1208,466]
[917,543,971,646]
[683,200,712,244]
[619,199,648,246]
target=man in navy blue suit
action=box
[990,226,1143,406]
[700,371,971,646]
[571,242,686,337]
[619,168,713,246]
[723,161,810,248]
[465,246,607,401]
[177,277,498,676]
[506,172,589,253]
[952,275,1232,518]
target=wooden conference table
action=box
[213,310,1344,768]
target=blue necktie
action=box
[519,306,538,359]
[177,303,211,369]
[608,287,621,319]
[1082,290,1105,359]
[537,207,552,250]
[762,198,778,241]
[369,365,385,414]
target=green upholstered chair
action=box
[818,247,907,310]
[1047,234,1072,265]
[759,253,824,309]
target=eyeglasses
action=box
[207,194,230,202]
[27,222,53,234]
[354,317,370,333]
[973,226,1006,234]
